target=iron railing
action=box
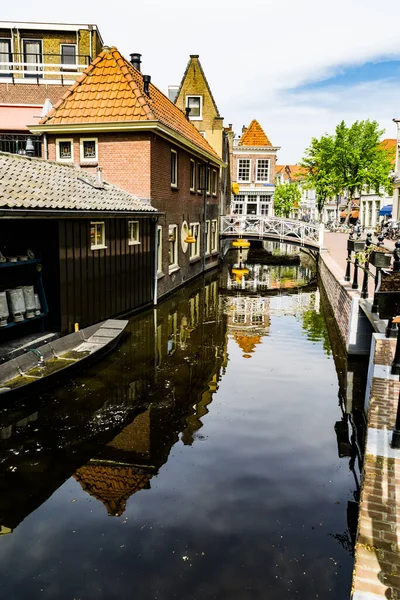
[220,215,324,248]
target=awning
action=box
[340,210,359,218]
[379,205,392,216]
[0,105,42,132]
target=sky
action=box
[3,0,400,163]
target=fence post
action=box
[318,223,324,249]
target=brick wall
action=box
[232,151,277,185]
[46,132,152,199]
[47,130,220,299]
[0,84,68,105]
[318,254,352,348]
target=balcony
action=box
[0,53,91,85]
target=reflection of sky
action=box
[0,292,353,599]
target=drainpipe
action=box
[203,163,210,273]
[153,217,159,305]
[43,133,48,160]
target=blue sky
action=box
[2,0,400,162]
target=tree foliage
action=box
[301,120,394,220]
[273,182,301,217]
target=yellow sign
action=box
[231,183,240,195]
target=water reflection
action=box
[0,246,367,599]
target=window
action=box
[157,225,163,274]
[211,220,218,252]
[205,220,211,255]
[212,170,218,196]
[256,159,269,182]
[56,138,74,162]
[189,223,200,259]
[186,95,202,119]
[233,202,244,215]
[260,202,270,216]
[238,159,251,182]
[168,224,178,270]
[171,149,178,187]
[206,167,211,195]
[190,159,195,191]
[90,221,106,250]
[80,138,97,162]
[61,44,77,71]
[23,40,42,78]
[128,221,140,245]
[0,39,11,77]
[167,312,178,355]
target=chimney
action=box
[130,53,142,71]
[242,125,247,135]
[185,106,191,120]
[97,166,103,183]
[143,74,151,96]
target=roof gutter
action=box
[29,120,226,168]
[0,208,163,219]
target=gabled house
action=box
[0,151,158,338]
[173,54,224,158]
[30,47,225,299]
[275,164,317,220]
[230,120,280,217]
[172,54,231,217]
[0,21,103,157]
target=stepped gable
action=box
[40,46,219,160]
[238,120,272,147]
[74,464,152,517]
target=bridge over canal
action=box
[220,215,324,250]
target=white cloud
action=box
[2,0,400,162]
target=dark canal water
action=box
[0,244,366,599]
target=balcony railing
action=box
[0,53,91,84]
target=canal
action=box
[0,244,366,599]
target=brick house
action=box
[230,120,280,217]
[31,47,225,299]
[0,21,103,156]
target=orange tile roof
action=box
[380,138,396,165]
[238,119,272,147]
[276,164,306,181]
[40,46,219,160]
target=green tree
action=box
[301,120,393,222]
[273,182,301,217]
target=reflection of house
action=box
[0,21,103,157]
[227,296,270,358]
[230,120,280,217]
[31,47,224,299]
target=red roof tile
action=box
[40,47,219,160]
[239,120,272,147]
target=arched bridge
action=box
[220,215,324,250]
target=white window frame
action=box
[237,158,251,183]
[256,158,270,183]
[186,95,202,120]
[205,220,211,255]
[212,170,218,196]
[168,224,179,272]
[190,159,195,192]
[56,138,74,162]
[90,221,106,250]
[189,222,200,260]
[128,220,140,245]
[171,149,178,188]
[211,219,218,252]
[80,137,98,162]
[60,43,77,71]
[157,225,163,274]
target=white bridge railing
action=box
[220,215,324,249]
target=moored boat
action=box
[0,319,128,400]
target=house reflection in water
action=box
[73,275,227,517]
[0,272,228,527]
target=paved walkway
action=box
[322,232,400,600]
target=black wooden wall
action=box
[58,217,156,334]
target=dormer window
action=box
[186,96,202,120]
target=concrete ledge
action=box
[366,428,400,459]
